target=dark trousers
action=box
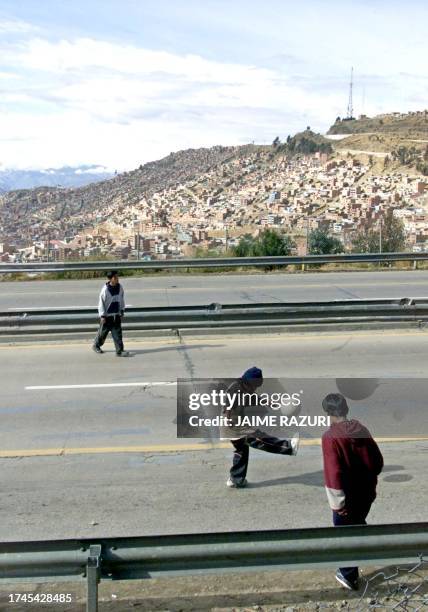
[94,316,124,354]
[333,504,371,582]
[230,430,292,482]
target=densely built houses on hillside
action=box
[1,152,427,262]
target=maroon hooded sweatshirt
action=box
[322,419,384,513]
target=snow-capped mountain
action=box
[0,165,114,192]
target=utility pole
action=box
[225,226,229,252]
[306,217,310,254]
[136,234,141,260]
[46,231,51,262]
[302,217,310,271]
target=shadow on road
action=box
[249,469,325,489]
[107,343,225,357]
[249,464,412,488]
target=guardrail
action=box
[1,298,428,336]
[1,251,428,274]
[1,523,427,611]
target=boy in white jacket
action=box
[92,270,127,356]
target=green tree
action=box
[351,213,406,253]
[380,213,406,252]
[308,229,343,255]
[350,230,380,254]
[258,229,295,256]
[416,161,428,176]
[233,234,258,257]
[233,229,295,257]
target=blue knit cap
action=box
[242,366,263,381]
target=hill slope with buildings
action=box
[0,126,427,262]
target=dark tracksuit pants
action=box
[333,503,372,582]
[94,315,124,354]
[230,431,292,482]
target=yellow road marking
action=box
[1,437,427,459]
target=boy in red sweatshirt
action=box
[321,393,384,591]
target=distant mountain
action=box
[0,165,114,192]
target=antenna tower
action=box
[346,67,354,119]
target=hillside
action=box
[328,110,428,137]
[0,145,246,231]
[1,125,427,261]
[0,132,338,246]
[277,130,333,155]
[331,131,428,177]
[2,132,337,245]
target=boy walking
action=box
[92,270,127,356]
[321,393,384,591]
[222,367,299,488]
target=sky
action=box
[0,0,427,171]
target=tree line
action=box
[231,213,406,258]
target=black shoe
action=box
[335,570,359,591]
[92,345,104,354]
[116,350,129,357]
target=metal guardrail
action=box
[1,252,428,273]
[1,523,427,611]
[1,298,428,335]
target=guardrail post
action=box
[413,259,418,270]
[86,544,102,612]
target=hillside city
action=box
[1,116,428,263]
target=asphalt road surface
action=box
[1,329,428,541]
[1,269,428,310]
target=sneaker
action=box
[92,346,104,354]
[335,570,359,591]
[116,350,129,357]
[226,477,247,488]
[290,432,300,456]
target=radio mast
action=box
[346,67,354,119]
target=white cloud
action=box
[0,34,426,170]
[0,71,21,79]
[75,166,109,174]
[12,37,275,84]
[0,19,39,34]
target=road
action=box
[1,269,428,310]
[1,329,428,541]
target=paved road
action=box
[1,270,428,310]
[1,330,428,541]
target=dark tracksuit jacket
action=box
[221,378,292,482]
[220,379,261,439]
[322,419,384,515]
